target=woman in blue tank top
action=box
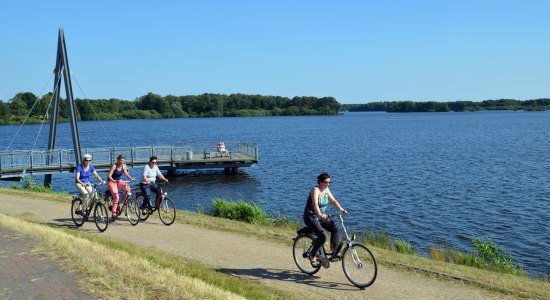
[303,172,347,266]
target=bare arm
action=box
[123,165,133,181]
[75,171,82,184]
[108,164,116,182]
[327,189,346,214]
[157,169,168,182]
[93,170,103,183]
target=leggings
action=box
[107,180,131,215]
[303,215,341,258]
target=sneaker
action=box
[329,255,341,262]
[110,216,117,222]
[310,258,320,268]
[317,255,330,268]
[75,209,82,215]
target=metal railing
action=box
[0,143,258,177]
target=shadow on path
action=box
[218,267,358,291]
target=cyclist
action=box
[107,154,134,220]
[139,156,168,213]
[75,153,105,214]
[303,172,347,266]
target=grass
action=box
[0,212,298,300]
[2,189,549,299]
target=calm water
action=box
[1,111,549,275]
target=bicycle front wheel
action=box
[292,235,321,275]
[71,198,85,227]
[94,202,109,232]
[342,243,377,288]
[126,198,140,226]
[158,197,176,226]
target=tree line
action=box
[343,99,550,113]
[0,92,341,124]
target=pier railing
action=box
[0,142,258,178]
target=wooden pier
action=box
[0,142,258,180]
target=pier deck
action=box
[0,142,258,179]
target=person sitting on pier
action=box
[139,155,168,213]
[217,141,229,157]
[107,154,134,220]
[75,154,104,214]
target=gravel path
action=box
[0,192,513,299]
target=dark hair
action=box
[117,154,125,160]
[149,156,157,162]
[317,172,330,184]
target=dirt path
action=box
[0,192,513,299]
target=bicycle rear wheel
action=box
[71,198,85,227]
[292,235,321,275]
[126,198,140,226]
[94,202,109,232]
[342,243,377,288]
[136,194,151,222]
[159,197,176,226]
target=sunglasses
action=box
[85,159,91,162]
[151,161,157,164]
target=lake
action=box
[1,110,549,275]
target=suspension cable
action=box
[71,71,115,148]
[31,74,61,151]
[5,72,55,151]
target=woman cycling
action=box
[139,156,168,213]
[107,154,134,220]
[75,154,104,213]
[303,172,347,266]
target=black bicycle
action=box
[70,182,110,232]
[136,182,176,226]
[292,214,378,288]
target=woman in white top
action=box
[139,155,168,211]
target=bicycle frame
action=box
[153,183,168,209]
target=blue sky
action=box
[1,1,549,104]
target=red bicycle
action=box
[104,180,140,226]
[136,182,176,226]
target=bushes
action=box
[429,237,524,276]
[16,176,53,193]
[209,198,298,228]
[210,198,269,224]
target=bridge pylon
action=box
[44,29,81,187]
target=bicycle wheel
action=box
[94,202,109,232]
[292,235,321,275]
[342,243,377,288]
[136,194,151,222]
[126,198,140,226]
[158,197,176,226]
[71,198,85,227]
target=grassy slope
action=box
[1,188,548,299]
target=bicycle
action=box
[70,182,110,232]
[292,214,378,288]
[136,181,176,226]
[104,180,140,226]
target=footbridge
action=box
[0,142,258,180]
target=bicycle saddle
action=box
[297,227,314,235]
